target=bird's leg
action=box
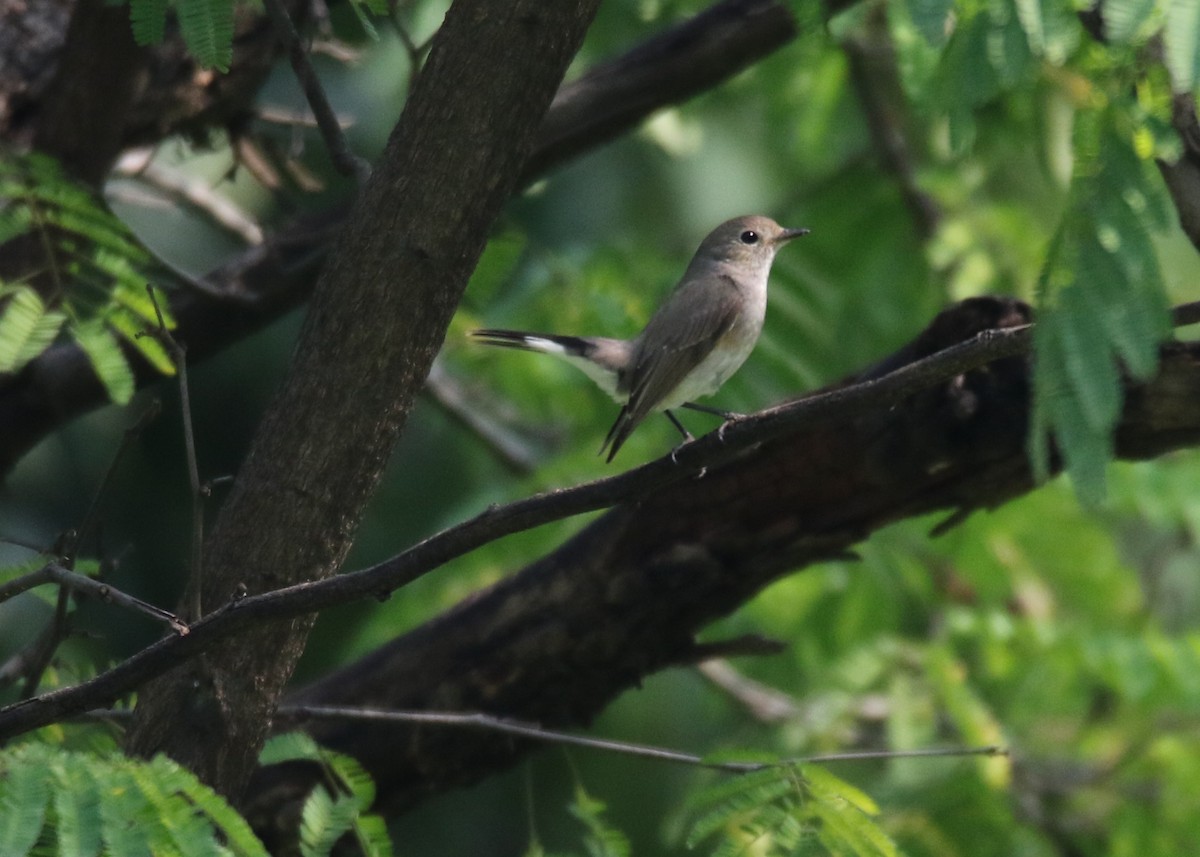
[665,410,701,468]
[681,401,744,420]
[664,410,695,442]
[682,401,747,443]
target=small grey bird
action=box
[472,215,809,461]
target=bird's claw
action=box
[717,413,745,443]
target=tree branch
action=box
[4,300,1200,794]
[0,302,1036,742]
[261,0,371,183]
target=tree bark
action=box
[234,297,1200,835]
[125,0,602,800]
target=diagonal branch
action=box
[4,298,1200,757]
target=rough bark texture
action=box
[234,297,1200,837]
[124,0,602,800]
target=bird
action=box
[471,215,809,461]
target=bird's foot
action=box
[716,412,746,443]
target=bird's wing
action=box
[601,276,741,460]
[624,274,741,419]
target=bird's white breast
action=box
[657,283,767,410]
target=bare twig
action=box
[111,155,265,246]
[276,704,1006,771]
[19,585,71,699]
[0,563,184,632]
[261,0,371,183]
[1172,300,1200,327]
[146,287,204,621]
[697,660,802,723]
[842,27,940,242]
[425,362,541,475]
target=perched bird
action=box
[472,215,809,461]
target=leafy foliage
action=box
[0,152,176,403]
[260,732,393,857]
[566,784,631,857]
[5,0,1200,854]
[883,0,1176,501]
[0,743,268,856]
[1030,112,1172,502]
[684,763,897,857]
[128,0,233,70]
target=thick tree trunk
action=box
[125,0,602,800]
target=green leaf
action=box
[52,758,103,857]
[1165,0,1200,91]
[260,732,324,766]
[1030,112,1171,505]
[1010,0,1080,63]
[108,307,177,376]
[0,286,58,372]
[72,319,135,404]
[177,0,235,71]
[568,784,630,857]
[0,747,52,856]
[347,0,381,41]
[300,785,357,857]
[1103,0,1163,43]
[906,0,954,45]
[129,0,169,46]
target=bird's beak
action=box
[778,227,811,243]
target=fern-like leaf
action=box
[177,0,235,71]
[263,733,393,857]
[684,763,898,857]
[0,745,271,856]
[0,746,51,856]
[50,758,103,857]
[0,151,177,400]
[129,0,169,46]
[568,784,630,857]
[72,319,135,405]
[0,285,65,373]
[1030,113,1171,504]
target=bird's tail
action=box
[470,329,597,358]
[600,406,640,462]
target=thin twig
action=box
[0,563,185,632]
[111,158,265,246]
[393,16,433,99]
[20,585,71,699]
[425,362,541,475]
[262,0,371,183]
[697,660,802,723]
[842,28,940,242]
[147,286,204,621]
[277,704,1006,772]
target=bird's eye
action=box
[740,230,759,244]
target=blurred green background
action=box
[4,0,1200,853]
